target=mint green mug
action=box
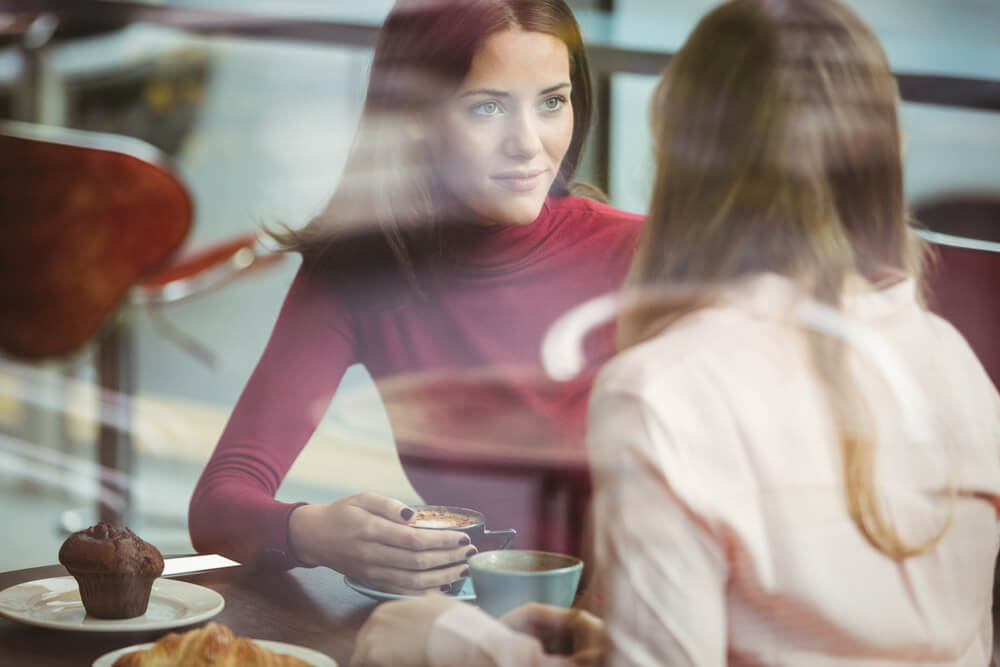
[468,550,583,617]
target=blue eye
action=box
[472,101,502,116]
[541,95,567,112]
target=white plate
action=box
[0,576,224,632]
[94,639,337,667]
[344,575,476,602]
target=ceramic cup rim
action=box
[468,549,583,576]
[408,504,484,529]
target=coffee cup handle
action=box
[483,528,516,550]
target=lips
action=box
[491,169,547,193]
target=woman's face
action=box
[429,28,574,226]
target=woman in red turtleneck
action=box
[188,0,641,595]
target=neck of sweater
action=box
[438,199,559,275]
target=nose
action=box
[502,110,542,160]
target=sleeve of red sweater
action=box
[188,266,357,569]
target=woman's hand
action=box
[501,603,605,664]
[289,493,475,594]
[349,594,458,667]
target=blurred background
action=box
[1,0,998,572]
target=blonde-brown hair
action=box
[619,0,935,559]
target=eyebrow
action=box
[459,82,571,98]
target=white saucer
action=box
[0,576,224,632]
[94,639,337,667]
[344,575,476,602]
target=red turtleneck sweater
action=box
[189,196,642,569]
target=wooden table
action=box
[0,562,377,666]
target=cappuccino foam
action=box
[409,508,478,529]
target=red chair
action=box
[0,119,283,528]
[914,196,1000,391]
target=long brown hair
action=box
[274,0,596,305]
[619,0,933,559]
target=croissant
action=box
[112,622,312,667]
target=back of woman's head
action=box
[624,0,920,338]
[622,0,940,562]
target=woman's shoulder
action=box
[280,262,356,325]
[597,305,768,401]
[295,230,421,314]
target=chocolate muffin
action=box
[58,522,164,619]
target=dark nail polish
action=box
[458,536,471,546]
[440,584,452,592]
[401,508,414,521]
[465,548,477,558]
[459,567,469,578]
